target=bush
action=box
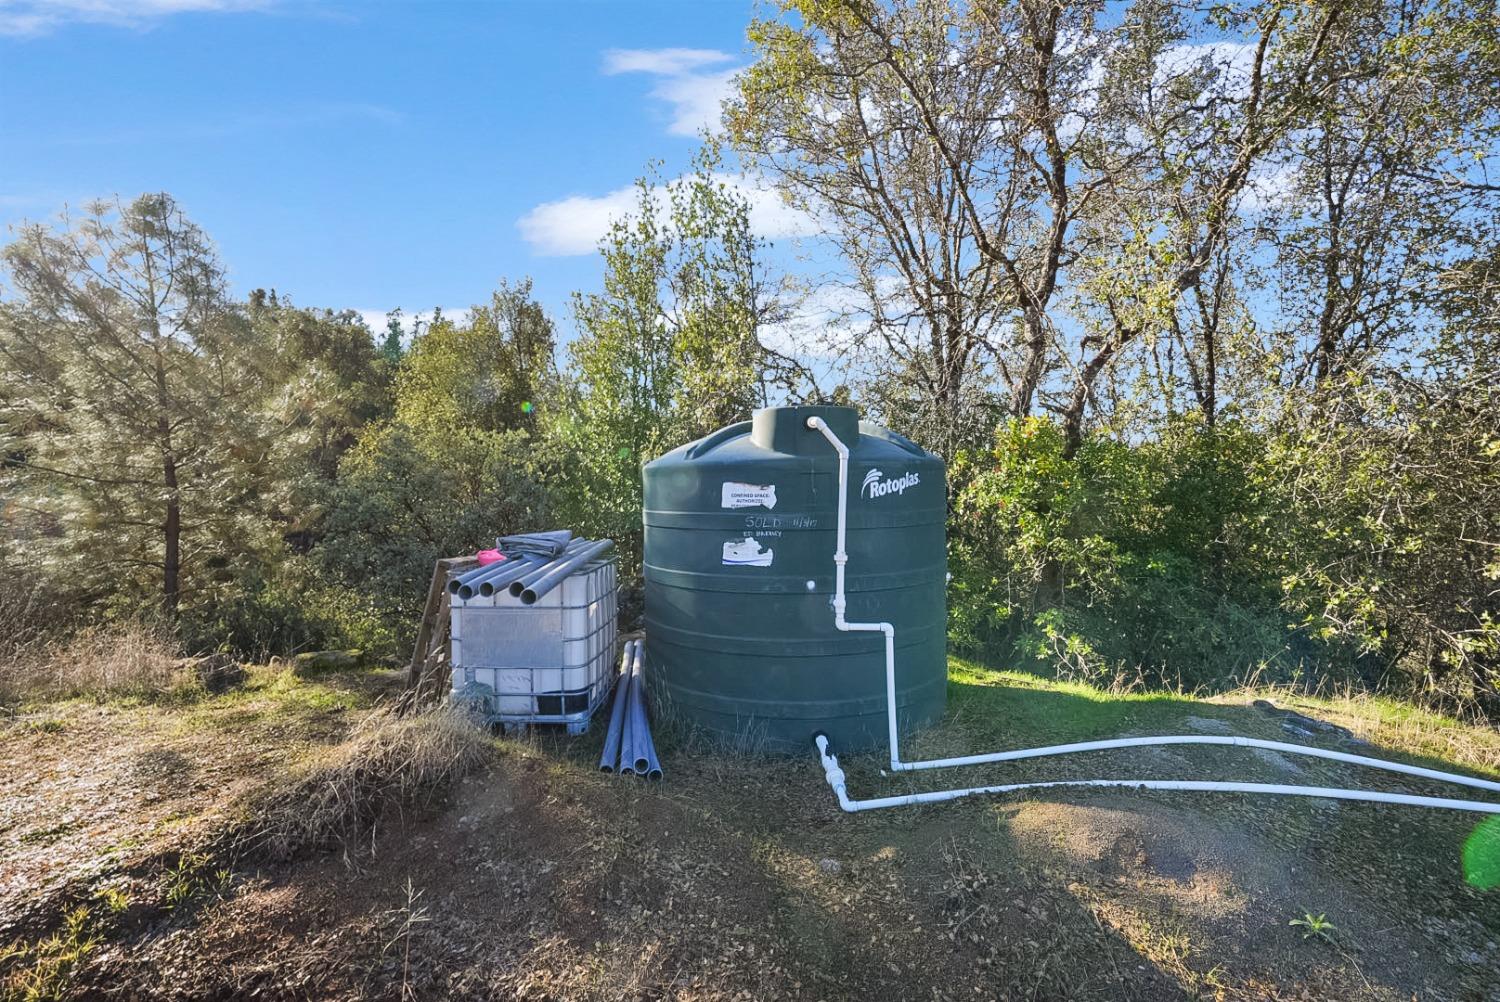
[178,560,397,663]
[313,422,552,655]
[950,416,1317,691]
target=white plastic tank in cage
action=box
[449,550,617,733]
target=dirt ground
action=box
[2,662,1498,1001]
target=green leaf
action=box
[1463,817,1500,890]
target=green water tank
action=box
[642,404,947,752]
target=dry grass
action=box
[0,623,191,705]
[238,705,490,864]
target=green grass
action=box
[945,655,1500,778]
[170,663,381,736]
[946,655,1227,748]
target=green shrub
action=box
[951,416,1317,691]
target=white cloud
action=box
[517,187,639,257]
[602,47,732,77]
[517,173,821,257]
[602,46,740,137]
[0,0,267,35]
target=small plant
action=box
[93,886,132,915]
[161,853,231,911]
[380,878,431,1001]
[0,906,101,1001]
[1289,911,1337,942]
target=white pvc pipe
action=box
[814,736,1500,814]
[806,416,904,767]
[802,415,1500,814]
[893,733,1500,795]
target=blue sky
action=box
[0,0,800,335]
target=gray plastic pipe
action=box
[624,641,663,779]
[598,640,635,772]
[622,643,646,774]
[449,558,512,594]
[476,555,545,598]
[803,415,1500,815]
[454,557,537,601]
[520,539,615,605]
[507,539,590,597]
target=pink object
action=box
[475,549,505,566]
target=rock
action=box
[1184,715,1233,735]
[291,650,366,677]
[174,653,245,693]
[1251,748,1304,776]
[818,857,842,875]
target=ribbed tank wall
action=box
[642,404,947,752]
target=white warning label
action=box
[721,481,777,510]
[722,537,774,567]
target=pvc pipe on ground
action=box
[814,735,1500,815]
[520,539,615,605]
[803,415,1500,816]
[626,641,662,779]
[598,640,635,773]
[892,733,1500,795]
[624,641,651,774]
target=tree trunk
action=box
[1202,330,1218,428]
[1010,310,1049,418]
[161,439,180,615]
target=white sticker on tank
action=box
[721,481,777,509]
[722,537,774,567]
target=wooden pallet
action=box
[397,555,474,714]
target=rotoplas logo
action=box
[861,468,920,499]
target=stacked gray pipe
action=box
[453,556,539,600]
[475,555,547,597]
[598,640,636,772]
[518,539,616,605]
[448,559,507,595]
[506,539,590,598]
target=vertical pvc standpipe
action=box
[804,416,902,771]
[598,640,635,773]
[802,416,1500,815]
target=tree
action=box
[394,280,557,437]
[728,1,1352,456]
[1259,0,1500,396]
[728,0,1022,455]
[249,291,393,485]
[557,162,777,569]
[0,194,272,615]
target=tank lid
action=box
[750,405,860,455]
